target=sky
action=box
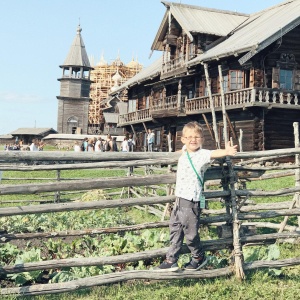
[0,0,285,135]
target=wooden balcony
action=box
[151,95,186,118]
[117,88,300,126]
[185,88,300,115]
[161,56,187,79]
[118,108,152,126]
[118,96,186,126]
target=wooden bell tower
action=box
[57,25,93,134]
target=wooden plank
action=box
[201,113,214,140]
[225,112,237,140]
[204,63,220,148]
[1,232,299,276]
[1,257,300,296]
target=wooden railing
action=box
[118,96,186,125]
[118,108,151,125]
[161,56,185,74]
[118,88,299,125]
[151,95,186,111]
[185,88,299,113]
[255,88,299,105]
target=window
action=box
[146,96,150,108]
[230,71,243,90]
[222,75,229,93]
[67,116,78,135]
[128,99,137,113]
[279,69,293,89]
[189,42,195,59]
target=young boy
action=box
[155,121,238,271]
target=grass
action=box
[6,268,300,300]
[1,168,300,299]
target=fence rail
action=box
[0,149,300,296]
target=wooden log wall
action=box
[196,112,263,152]
[264,109,300,151]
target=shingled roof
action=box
[152,1,249,51]
[61,25,91,68]
[188,0,300,66]
[10,128,57,135]
[110,0,300,97]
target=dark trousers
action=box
[166,197,204,263]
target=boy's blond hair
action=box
[182,121,204,136]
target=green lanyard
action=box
[186,151,204,188]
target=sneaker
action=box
[184,255,207,270]
[153,260,179,272]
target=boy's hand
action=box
[225,141,238,156]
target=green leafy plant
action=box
[0,243,20,265]
[8,248,43,286]
[243,243,282,276]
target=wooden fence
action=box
[0,149,300,296]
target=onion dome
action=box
[112,53,123,67]
[112,68,122,83]
[127,58,139,68]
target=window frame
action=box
[279,69,293,90]
[229,70,244,90]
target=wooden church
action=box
[111,0,300,153]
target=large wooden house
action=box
[111,0,300,152]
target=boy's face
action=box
[181,128,203,152]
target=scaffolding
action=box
[88,55,142,134]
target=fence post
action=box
[226,156,245,280]
[279,122,300,231]
[54,170,61,202]
[294,122,300,227]
[162,184,173,221]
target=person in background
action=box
[104,134,112,152]
[121,137,129,152]
[147,129,155,152]
[95,137,103,152]
[155,121,238,272]
[30,139,39,151]
[112,137,118,152]
[87,138,94,151]
[74,141,81,152]
[81,137,88,152]
[126,134,135,175]
[38,140,45,151]
[12,144,20,150]
[128,134,135,152]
